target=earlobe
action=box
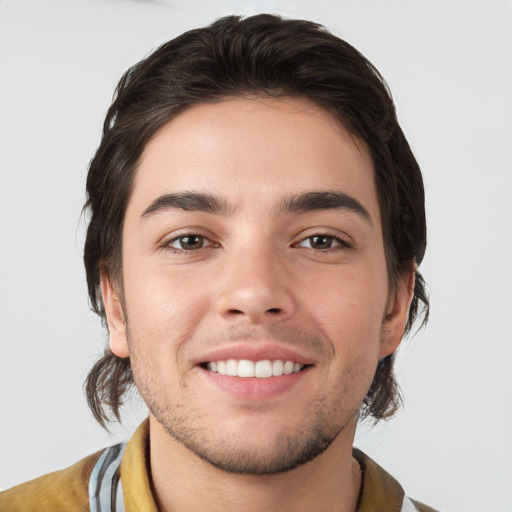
[100,272,130,358]
[380,269,415,358]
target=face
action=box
[102,97,412,475]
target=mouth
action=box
[202,359,309,378]
[195,344,314,399]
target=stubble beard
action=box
[127,326,363,476]
[149,395,352,476]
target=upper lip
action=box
[194,343,315,366]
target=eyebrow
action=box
[141,190,372,225]
[141,192,234,218]
[277,191,372,225]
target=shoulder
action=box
[353,448,440,512]
[0,450,102,512]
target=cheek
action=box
[123,262,211,361]
[305,265,388,340]
[302,264,389,400]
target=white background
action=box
[1,1,511,511]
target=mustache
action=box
[198,323,329,356]
[125,318,331,359]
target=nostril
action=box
[223,307,284,318]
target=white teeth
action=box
[206,359,304,377]
[283,361,294,375]
[226,359,238,376]
[255,360,272,378]
[272,360,284,376]
[238,359,255,378]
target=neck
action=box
[148,415,362,512]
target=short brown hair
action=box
[84,14,429,428]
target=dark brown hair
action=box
[84,14,428,428]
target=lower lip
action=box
[200,367,311,400]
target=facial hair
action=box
[127,323,369,476]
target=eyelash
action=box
[295,234,353,252]
[161,232,352,254]
[163,233,216,253]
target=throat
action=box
[148,414,362,512]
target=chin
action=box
[154,405,351,476]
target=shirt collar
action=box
[119,420,406,512]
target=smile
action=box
[206,359,305,378]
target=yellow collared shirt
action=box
[0,420,437,512]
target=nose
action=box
[215,245,296,324]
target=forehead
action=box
[128,96,379,222]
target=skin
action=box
[102,97,414,512]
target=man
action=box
[0,14,434,512]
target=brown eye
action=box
[296,234,350,251]
[309,235,334,249]
[170,235,206,250]
[298,235,339,250]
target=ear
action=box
[380,268,415,358]
[100,271,130,358]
